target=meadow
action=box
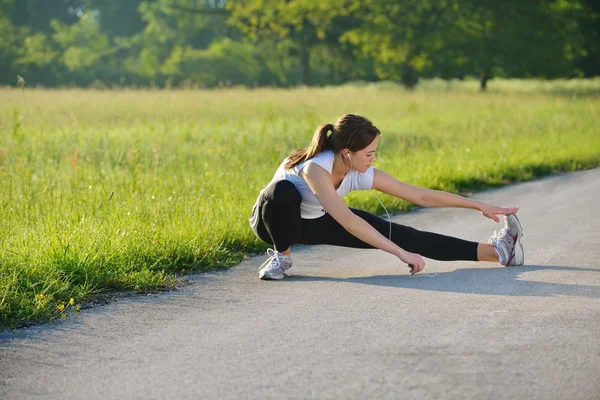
[1,80,599,329]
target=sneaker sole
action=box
[259,271,284,280]
[507,213,523,236]
[506,214,525,266]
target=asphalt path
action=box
[1,169,599,400]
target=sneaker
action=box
[258,249,293,280]
[489,214,524,266]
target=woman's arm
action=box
[373,169,518,223]
[301,164,425,273]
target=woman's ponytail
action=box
[284,123,333,169]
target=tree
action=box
[342,0,458,88]
[227,0,361,86]
[569,0,600,77]
[343,0,589,90]
[446,0,582,90]
[161,38,261,86]
[118,0,232,83]
[1,0,597,87]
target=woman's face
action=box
[349,135,379,173]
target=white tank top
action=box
[258,150,374,219]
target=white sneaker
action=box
[258,249,293,280]
[489,214,524,266]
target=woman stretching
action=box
[249,114,524,280]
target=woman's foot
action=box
[258,249,293,280]
[489,214,524,266]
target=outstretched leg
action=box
[302,208,481,262]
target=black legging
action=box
[250,179,479,261]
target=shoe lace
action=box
[489,226,512,265]
[267,248,282,268]
[258,248,281,271]
[490,226,508,243]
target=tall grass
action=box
[341,77,600,97]
[1,83,599,329]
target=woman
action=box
[249,114,524,280]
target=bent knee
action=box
[271,180,301,204]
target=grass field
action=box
[1,81,599,329]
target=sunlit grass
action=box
[343,77,600,96]
[1,83,599,329]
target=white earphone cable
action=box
[349,153,437,277]
[374,194,438,278]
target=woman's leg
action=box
[478,243,500,262]
[252,179,303,253]
[302,208,480,261]
[250,180,303,279]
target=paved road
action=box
[1,169,599,400]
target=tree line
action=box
[1,0,598,90]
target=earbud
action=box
[346,153,351,160]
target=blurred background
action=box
[1,0,599,90]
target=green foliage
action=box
[339,0,591,89]
[18,33,58,66]
[1,0,598,87]
[452,0,580,80]
[341,1,452,87]
[51,14,110,71]
[162,39,261,86]
[227,0,357,85]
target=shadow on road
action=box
[286,265,600,298]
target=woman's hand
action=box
[398,251,425,275]
[479,204,519,223]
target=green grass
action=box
[343,77,600,97]
[1,82,599,329]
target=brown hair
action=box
[284,114,381,170]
